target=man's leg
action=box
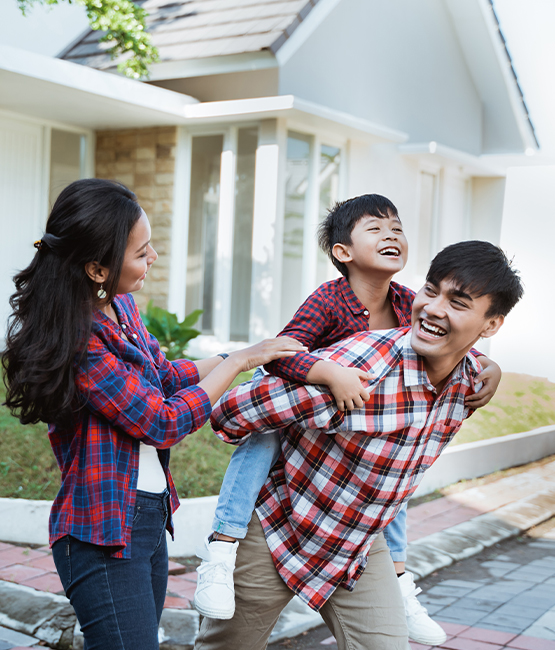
[194,512,294,650]
[385,506,447,646]
[319,533,408,650]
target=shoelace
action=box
[403,583,430,617]
[197,558,235,585]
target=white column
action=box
[249,119,287,341]
[213,127,238,343]
[301,134,320,299]
[168,127,192,320]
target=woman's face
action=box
[116,210,158,295]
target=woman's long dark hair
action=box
[2,178,142,426]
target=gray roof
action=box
[59,0,319,70]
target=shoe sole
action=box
[408,633,447,646]
[193,595,235,620]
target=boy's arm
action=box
[264,287,334,383]
[465,355,501,409]
[264,286,373,410]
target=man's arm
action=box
[210,374,344,445]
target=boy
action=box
[194,196,500,645]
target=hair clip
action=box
[34,240,43,251]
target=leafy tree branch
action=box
[17,0,159,79]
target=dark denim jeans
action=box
[52,490,170,650]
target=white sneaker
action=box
[193,535,239,620]
[398,572,447,646]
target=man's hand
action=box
[465,356,501,409]
[307,361,373,411]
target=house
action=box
[0,0,538,356]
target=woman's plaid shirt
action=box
[211,327,481,611]
[48,293,211,558]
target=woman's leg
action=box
[52,490,169,650]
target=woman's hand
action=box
[231,336,307,373]
[198,337,307,406]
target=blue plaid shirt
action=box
[48,293,211,558]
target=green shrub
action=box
[140,302,202,360]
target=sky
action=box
[0,0,554,156]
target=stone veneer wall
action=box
[95,126,177,311]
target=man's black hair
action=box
[426,240,523,317]
[318,194,399,277]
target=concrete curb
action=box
[406,487,555,580]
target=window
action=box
[417,171,438,276]
[281,132,311,325]
[185,134,223,334]
[49,129,85,207]
[230,127,258,341]
[316,144,341,287]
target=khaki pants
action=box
[194,513,407,650]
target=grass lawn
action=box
[1,371,554,500]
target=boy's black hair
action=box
[318,194,399,277]
[426,240,523,317]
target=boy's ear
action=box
[84,261,109,285]
[480,315,504,339]
[332,243,352,264]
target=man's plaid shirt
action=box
[211,327,481,611]
[48,293,211,558]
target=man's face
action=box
[411,279,504,367]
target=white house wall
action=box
[489,166,555,382]
[279,0,483,155]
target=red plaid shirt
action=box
[212,328,481,611]
[265,277,415,382]
[48,293,211,558]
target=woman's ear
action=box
[84,262,109,285]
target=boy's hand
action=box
[307,361,373,411]
[465,356,501,409]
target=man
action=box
[194,241,523,650]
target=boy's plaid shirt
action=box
[265,277,415,382]
[212,327,481,611]
[48,293,211,558]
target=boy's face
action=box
[411,278,504,368]
[333,214,408,277]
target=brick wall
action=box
[95,126,177,311]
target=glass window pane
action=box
[280,132,311,327]
[316,144,341,287]
[230,127,258,341]
[49,129,83,207]
[417,171,437,275]
[186,134,223,333]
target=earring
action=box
[97,285,107,300]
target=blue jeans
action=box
[213,431,409,560]
[52,490,170,650]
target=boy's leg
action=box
[383,504,447,646]
[212,432,281,538]
[319,533,407,650]
[194,512,294,650]
[194,432,281,620]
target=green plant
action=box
[17,0,159,79]
[140,302,202,360]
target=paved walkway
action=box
[2,457,555,648]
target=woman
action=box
[2,178,304,650]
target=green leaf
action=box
[140,303,202,360]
